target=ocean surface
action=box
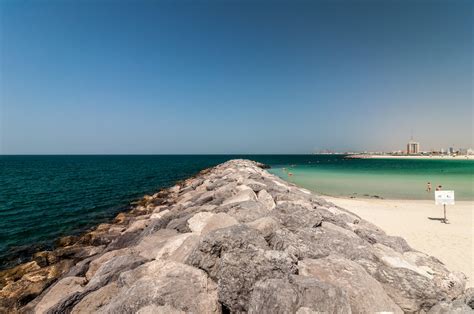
[1,155,473,269]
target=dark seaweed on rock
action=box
[0,160,471,313]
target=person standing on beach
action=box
[436,185,442,191]
[426,182,432,192]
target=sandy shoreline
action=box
[348,154,473,160]
[324,196,474,287]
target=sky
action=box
[0,0,472,154]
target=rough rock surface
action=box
[0,159,470,313]
[298,256,402,313]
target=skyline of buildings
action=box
[315,138,473,156]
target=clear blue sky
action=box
[1,0,472,154]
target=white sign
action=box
[435,190,455,205]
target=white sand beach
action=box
[324,196,474,287]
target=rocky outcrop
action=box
[0,159,471,313]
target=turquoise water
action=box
[1,155,472,269]
[269,156,474,200]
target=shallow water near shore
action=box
[269,158,474,201]
[1,154,472,269]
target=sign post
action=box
[435,190,455,223]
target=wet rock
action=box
[79,228,121,247]
[0,261,41,288]
[56,235,79,248]
[53,245,104,261]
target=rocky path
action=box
[1,160,473,313]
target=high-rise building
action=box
[407,140,420,154]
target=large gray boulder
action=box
[186,224,268,278]
[427,300,473,314]
[269,226,375,261]
[71,282,120,313]
[298,256,402,313]
[34,276,85,314]
[257,189,276,210]
[271,202,322,231]
[367,244,467,312]
[246,216,280,239]
[248,276,351,314]
[225,200,270,223]
[221,187,257,206]
[217,248,297,312]
[458,288,474,309]
[354,227,412,253]
[102,260,220,313]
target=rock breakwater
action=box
[1,159,472,313]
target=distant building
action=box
[407,140,420,154]
[448,147,455,155]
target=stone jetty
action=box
[1,160,473,313]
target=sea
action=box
[1,155,473,269]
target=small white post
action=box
[435,190,454,224]
[443,204,447,223]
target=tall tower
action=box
[407,139,420,154]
